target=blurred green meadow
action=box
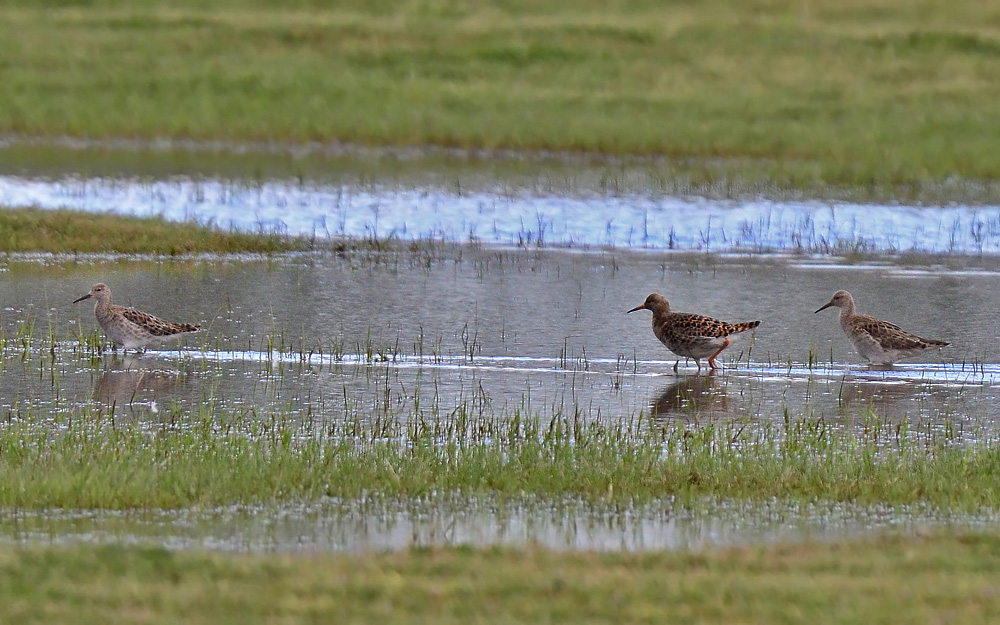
[2,0,999,189]
[2,534,999,624]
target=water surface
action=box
[3,498,993,554]
[4,252,998,444]
[4,173,1000,254]
[3,143,1000,552]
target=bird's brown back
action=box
[118,306,201,336]
[656,312,759,341]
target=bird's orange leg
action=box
[707,338,731,370]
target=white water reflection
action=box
[3,175,1000,254]
[186,350,1000,386]
[3,498,997,553]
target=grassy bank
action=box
[0,207,449,255]
[1,396,998,510]
[1,533,998,624]
[1,1,999,189]
[0,207,307,254]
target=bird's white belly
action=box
[665,336,727,359]
[100,317,158,349]
[849,335,920,365]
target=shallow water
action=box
[4,252,1000,438]
[5,173,1000,254]
[2,248,999,556]
[2,498,995,554]
[3,144,1000,552]
[3,138,1000,256]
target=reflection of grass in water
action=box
[0,532,997,623]
[1,400,998,511]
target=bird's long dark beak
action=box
[73,293,92,303]
[814,301,833,314]
[626,304,645,314]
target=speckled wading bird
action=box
[815,290,949,365]
[74,283,201,351]
[627,293,760,371]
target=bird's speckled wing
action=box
[850,314,941,351]
[668,313,758,336]
[119,306,200,337]
[658,313,759,342]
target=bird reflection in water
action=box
[93,354,186,412]
[649,372,730,420]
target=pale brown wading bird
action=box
[815,290,949,365]
[74,283,201,351]
[627,293,760,371]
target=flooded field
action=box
[5,173,1000,254]
[3,141,1000,255]
[3,145,1000,552]
[3,249,1000,550]
[5,252,1000,429]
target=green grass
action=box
[2,1,1000,190]
[1,393,999,510]
[0,207,306,254]
[1,533,998,624]
[0,207,459,255]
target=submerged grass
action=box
[2,1,1000,189]
[2,400,999,511]
[1,533,999,624]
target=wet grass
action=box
[0,207,305,254]
[2,1,1000,190]
[1,396,999,511]
[1,533,999,624]
[0,207,468,256]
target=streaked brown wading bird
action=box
[74,283,201,351]
[627,293,760,371]
[815,289,949,365]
